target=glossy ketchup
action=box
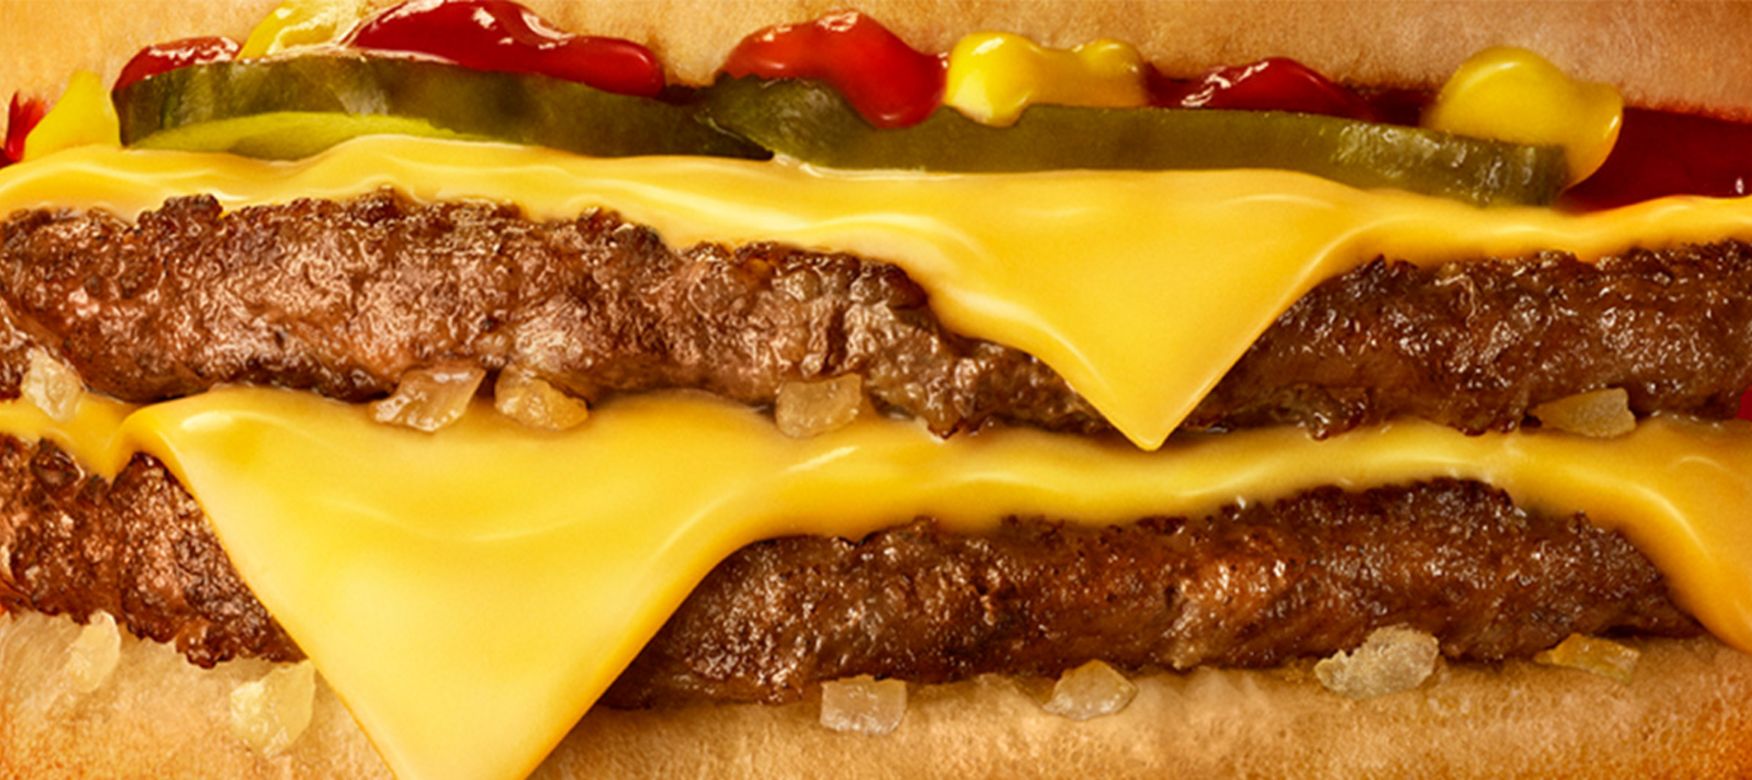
[347,0,664,97]
[723,11,945,129]
[113,37,240,92]
[1564,108,1752,211]
[1,93,46,167]
[1150,57,1379,121]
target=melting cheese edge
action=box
[2,137,1751,780]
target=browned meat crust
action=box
[607,481,1697,706]
[1193,246,1752,434]
[0,435,1697,706]
[0,438,285,666]
[3,192,1751,438]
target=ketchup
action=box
[347,0,663,98]
[1,93,46,167]
[1150,57,1379,122]
[723,11,945,129]
[1564,108,1752,211]
[114,36,241,93]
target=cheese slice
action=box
[4,139,1752,778]
[2,139,1751,448]
[2,390,1751,779]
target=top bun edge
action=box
[3,0,1748,120]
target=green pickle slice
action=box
[115,55,768,160]
[703,77,1569,206]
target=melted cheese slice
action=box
[5,139,1752,778]
[3,139,1752,448]
[3,390,1752,780]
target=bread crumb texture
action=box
[4,610,1751,778]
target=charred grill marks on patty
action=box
[3,191,1752,438]
[0,435,1697,706]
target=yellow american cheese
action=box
[5,138,1752,449]
[3,138,1752,779]
[2,390,1752,779]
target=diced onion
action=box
[21,348,82,423]
[1314,626,1439,699]
[369,365,485,432]
[1530,387,1635,438]
[775,375,863,438]
[1042,659,1137,721]
[61,611,119,694]
[819,675,906,735]
[1534,633,1639,683]
[230,660,317,757]
[493,368,589,431]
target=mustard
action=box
[21,72,118,161]
[943,33,1149,126]
[239,0,374,58]
[1424,47,1623,183]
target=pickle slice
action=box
[704,77,1568,206]
[115,55,767,160]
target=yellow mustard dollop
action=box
[21,72,118,161]
[943,32,1150,126]
[239,0,374,58]
[1424,46,1623,184]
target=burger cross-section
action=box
[2,0,1751,777]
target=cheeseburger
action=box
[2,0,1752,778]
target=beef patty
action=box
[3,191,1751,439]
[0,435,1697,707]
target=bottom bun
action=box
[3,609,1749,778]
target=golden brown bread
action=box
[2,0,1750,118]
[5,610,1751,779]
[2,2,1751,778]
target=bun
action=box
[2,2,1749,778]
[4,611,1750,778]
[2,1,1750,118]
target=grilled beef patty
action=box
[0,192,1730,704]
[0,435,1697,706]
[3,191,1751,438]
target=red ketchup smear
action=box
[114,36,241,93]
[1150,57,1380,122]
[1737,387,1752,422]
[1564,108,1752,211]
[1,93,47,168]
[347,0,663,97]
[723,11,945,129]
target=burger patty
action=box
[3,192,1752,438]
[0,435,1698,706]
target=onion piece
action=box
[1530,387,1635,438]
[369,364,485,432]
[1534,633,1639,683]
[1314,626,1439,699]
[21,348,82,422]
[819,675,906,735]
[61,611,119,694]
[494,368,590,431]
[775,375,863,438]
[1043,659,1137,721]
[230,660,316,757]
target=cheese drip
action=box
[2,140,1751,448]
[5,139,1752,778]
[1,391,1751,779]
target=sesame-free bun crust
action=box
[3,2,1751,778]
[2,0,1750,119]
[4,610,1750,779]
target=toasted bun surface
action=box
[3,2,1751,778]
[2,0,1750,119]
[4,610,1750,779]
